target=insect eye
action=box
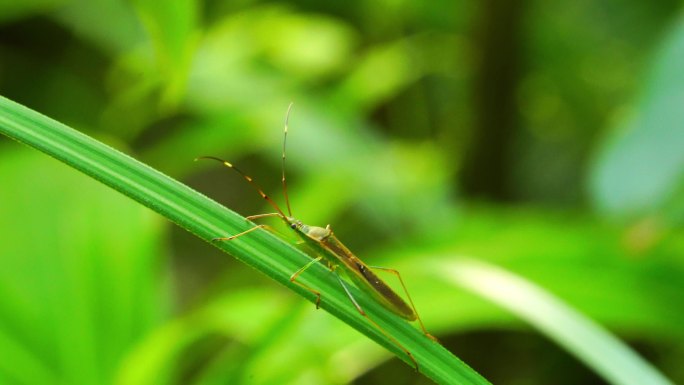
[290,223,297,229]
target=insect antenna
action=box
[282,102,294,217]
[195,156,288,219]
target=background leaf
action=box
[590,16,684,220]
[1,1,683,384]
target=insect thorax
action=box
[291,219,331,241]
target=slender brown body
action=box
[196,104,435,370]
[292,221,416,320]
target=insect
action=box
[196,104,436,370]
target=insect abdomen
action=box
[322,235,417,320]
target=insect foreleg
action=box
[213,221,291,242]
[245,212,283,220]
[212,224,273,241]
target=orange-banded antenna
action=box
[282,102,294,217]
[195,156,288,219]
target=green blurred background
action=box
[1,1,684,384]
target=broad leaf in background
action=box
[131,0,199,107]
[439,259,674,385]
[590,16,684,220]
[0,0,66,23]
[0,148,168,385]
[52,0,146,55]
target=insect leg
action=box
[290,256,324,308]
[333,272,419,371]
[212,224,275,241]
[213,213,289,242]
[245,212,282,220]
[368,265,438,342]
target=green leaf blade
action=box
[0,95,489,385]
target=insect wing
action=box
[321,235,417,321]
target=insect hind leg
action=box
[333,271,420,371]
[369,265,438,342]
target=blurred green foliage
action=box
[1,1,683,384]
